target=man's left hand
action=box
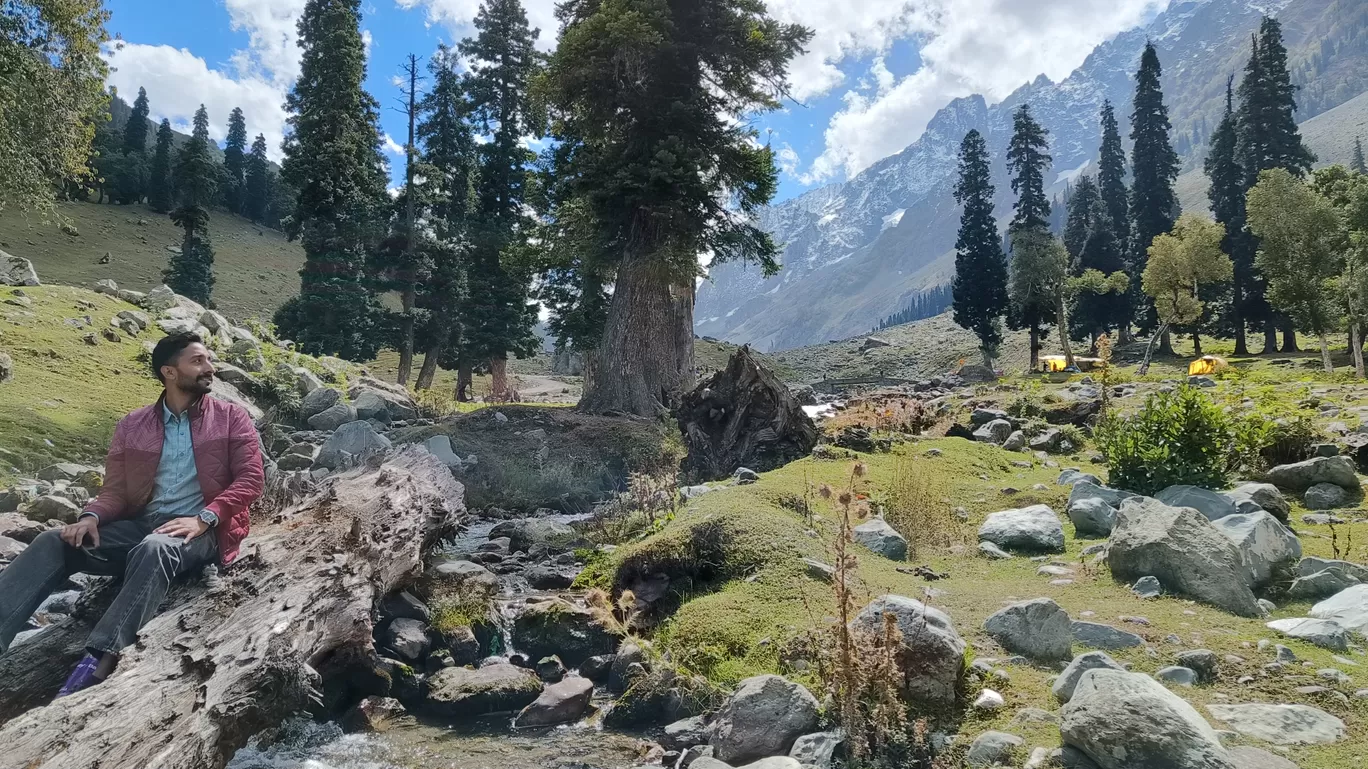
[156,516,209,540]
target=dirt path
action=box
[514,374,581,404]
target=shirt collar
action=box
[162,403,184,424]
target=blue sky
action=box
[101,0,1170,204]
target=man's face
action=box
[163,342,215,396]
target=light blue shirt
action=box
[142,404,215,525]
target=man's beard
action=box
[182,373,214,396]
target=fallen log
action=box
[0,446,464,769]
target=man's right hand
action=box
[60,516,100,549]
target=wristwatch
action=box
[198,509,219,528]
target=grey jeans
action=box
[0,516,217,656]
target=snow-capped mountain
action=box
[696,0,1357,351]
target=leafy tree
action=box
[243,133,270,223]
[1010,229,1069,370]
[1140,214,1231,373]
[1246,169,1342,371]
[146,119,175,213]
[1129,42,1180,352]
[273,0,391,360]
[1097,100,1130,257]
[1353,136,1366,175]
[457,0,544,399]
[951,129,1009,367]
[1309,166,1368,375]
[1006,104,1051,234]
[1065,177,1129,347]
[164,105,218,304]
[1206,78,1255,354]
[543,0,811,416]
[1,0,109,214]
[222,107,248,214]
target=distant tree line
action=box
[874,285,952,331]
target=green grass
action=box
[0,284,162,483]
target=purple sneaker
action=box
[56,653,103,697]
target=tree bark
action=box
[1028,326,1040,372]
[398,286,416,387]
[456,358,473,402]
[1320,332,1334,373]
[1056,294,1075,368]
[1353,325,1365,378]
[1263,324,1279,355]
[1158,328,1175,356]
[1138,322,1169,376]
[397,55,420,388]
[415,336,445,391]
[1232,282,1248,355]
[1282,323,1299,353]
[1192,329,1203,357]
[0,448,464,768]
[489,356,510,401]
[580,250,692,416]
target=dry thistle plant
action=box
[585,587,639,638]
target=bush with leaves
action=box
[1095,385,1239,495]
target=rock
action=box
[966,731,1024,768]
[1061,669,1233,769]
[1176,650,1220,683]
[972,688,1006,711]
[1072,621,1143,650]
[1287,557,1368,599]
[1106,497,1260,617]
[24,494,80,524]
[514,675,593,727]
[307,402,358,431]
[511,598,615,666]
[1206,703,1345,746]
[801,557,837,582]
[0,535,25,560]
[984,598,1072,661]
[1224,747,1300,769]
[423,435,463,468]
[340,695,406,733]
[315,421,391,470]
[140,284,180,313]
[1068,497,1118,538]
[430,557,499,595]
[860,336,890,351]
[973,419,1014,444]
[1003,430,1027,451]
[1029,428,1064,452]
[1225,483,1290,523]
[734,467,760,483]
[1308,584,1368,634]
[294,367,324,396]
[1132,576,1163,598]
[1153,485,1236,521]
[37,462,93,482]
[299,386,342,420]
[353,390,393,423]
[1069,480,1138,510]
[524,564,578,590]
[535,654,567,682]
[379,591,430,625]
[579,655,614,683]
[276,446,317,472]
[1059,468,1102,486]
[708,674,819,765]
[852,519,907,560]
[1210,512,1301,589]
[381,618,430,663]
[1264,456,1359,491]
[850,595,965,707]
[0,512,45,542]
[1053,651,1126,704]
[662,716,711,751]
[971,408,1009,426]
[609,643,646,694]
[1157,666,1198,686]
[0,252,39,286]
[978,504,1065,553]
[423,664,543,718]
[788,731,843,769]
[1265,618,1348,651]
[977,540,1014,560]
[1302,483,1349,510]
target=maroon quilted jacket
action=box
[84,394,264,566]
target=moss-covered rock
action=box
[510,598,616,666]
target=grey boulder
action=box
[708,674,819,765]
[1265,618,1348,651]
[978,504,1065,553]
[852,519,908,560]
[1210,511,1301,589]
[1058,468,1102,486]
[315,420,391,470]
[1286,557,1368,599]
[1068,481,1137,510]
[1308,584,1368,634]
[850,595,965,707]
[1205,703,1345,746]
[299,386,342,420]
[966,731,1024,768]
[307,402,358,431]
[984,598,1072,661]
[1224,483,1289,522]
[424,664,543,718]
[0,252,40,286]
[1071,621,1143,650]
[1106,497,1260,617]
[381,617,430,663]
[514,676,594,727]
[1264,456,1359,491]
[1302,482,1349,510]
[1068,497,1118,538]
[788,731,843,768]
[1053,650,1125,704]
[974,419,1013,444]
[1155,485,1237,521]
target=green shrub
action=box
[1095,385,1237,495]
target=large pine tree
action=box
[1064,175,1102,265]
[951,129,1009,367]
[1128,41,1180,352]
[164,105,218,304]
[458,0,543,399]
[274,0,391,360]
[122,87,150,155]
[1353,137,1366,174]
[146,119,175,214]
[222,107,248,215]
[545,0,810,415]
[1097,101,1130,266]
[1205,78,1253,354]
[244,133,270,224]
[1006,104,1052,234]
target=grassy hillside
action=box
[0,201,304,322]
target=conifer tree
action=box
[1205,78,1254,354]
[1064,175,1102,264]
[146,119,175,213]
[164,105,218,304]
[1352,136,1366,175]
[545,0,810,415]
[222,107,248,214]
[1064,175,1128,347]
[1129,41,1180,352]
[1098,100,1130,246]
[273,0,391,360]
[244,133,270,224]
[459,0,543,400]
[1006,104,1052,234]
[951,129,1008,367]
[122,86,150,155]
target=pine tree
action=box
[951,129,1009,367]
[459,0,543,400]
[222,107,248,215]
[164,105,218,304]
[1064,175,1102,264]
[545,0,810,415]
[1006,104,1052,234]
[1205,78,1254,354]
[122,86,150,155]
[147,119,175,213]
[1097,100,1130,264]
[1064,175,1128,347]
[273,0,391,360]
[244,133,270,224]
[1129,41,1180,352]
[1352,136,1366,175]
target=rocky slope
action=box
[697,0,1368,351]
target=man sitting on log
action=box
[0,332,264,696]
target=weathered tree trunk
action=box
[980,345,994,369]
[1056,294,1075,369]
[1158,328,1175,356]
[1319,332,1334,373]
[580,250,691,416]
[415,337,444,391]
[396,54,421,388]
[489,356,510,401]
[456,358,473,402]
[1232,282,1248,355]
[1282,323,1299,353]
[1352,325,1365,378]
[398,287,416,387]
[0,447,463,769]
[1263,324,1279,354]
[1192,329,1203,357]
[1138,322,1169,376]
[1028,326,1040,372]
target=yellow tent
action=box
[1188,355,1228,376]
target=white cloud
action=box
[395,0,560,50]
[776,143,800,176]
[801,0,1167,182]
[362,29,374,54]
[383,133,406,155]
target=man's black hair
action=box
[151,332,205,384]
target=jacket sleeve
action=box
[203,406,265,524]
[83,418,132,522]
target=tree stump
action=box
[0,446,464,769]
[678,346,818,482]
